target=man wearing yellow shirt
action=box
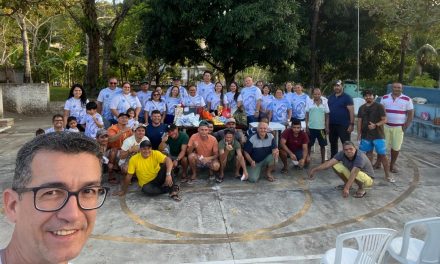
[114,140,181,201]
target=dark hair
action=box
[168,124,178,131]
[52,114,63,122]
[214,82,225,106]
[35,128,45,136]
[224,128,234,136]
[229,81,241,102]
[151,110,161,116]
[126,108,136,118]
[203,70,212,76]
[169,85,180,98]
[68,84,87,107]
[262,84,271,95]
[362,89,374,97]
[13,132,102,189]
[66,116,77,129]
[86,101,98,110]
[150,91,162,101]
[292,119,301,126]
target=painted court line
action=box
[185,254,323,264]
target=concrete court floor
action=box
[0,111,439,264]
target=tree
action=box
[361,0,440,82]
[141,0,301,85]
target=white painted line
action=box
[412,156,440,168]
[184,254,323,264]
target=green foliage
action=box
[49,86,70,101]
[141,0,301,83]
[409,73,437,88]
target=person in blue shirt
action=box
[291,83,312,122]
[268,88,292,125]
[225,81,242,114]
[260,84,274,120]
[206,82,228,115]
[164,86,183,124]
[146,110,169,150]
[197,70,215,102]
[238,76,262,124]
[328,80,354,158]
[182,84,206,108]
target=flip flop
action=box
[385,176,396,183]
[215,176,224,183]
[353,191,366,198]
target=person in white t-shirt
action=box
[110,82,141,121]
[197,70,215,101]
[136,81,152,123]
[45,114,65,133]
[118,124,149,174]
[97,77,122,128]
[63,83,88,131]
[379,82,414,173]
[84,101,104,138]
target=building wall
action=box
[0,86,3,118]
[0,83,49,114]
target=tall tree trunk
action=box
[310,0,322,88]
[102,37,112,81]
[16,13,32,83]
[223,71,236,87]
[398,31,409,83]
[82,0,100,95]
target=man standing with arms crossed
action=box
[380,82,414,174]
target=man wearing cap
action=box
[97,77,122,128]
[187,121,220,183]
[158,124,190,182]
[96,129,112,169]
[213,118,246,145]
[107,113,133,184]
[328,80,355,158]
[308,141,374,198]
[119,124,150,175]
[114,140,181,201]
[137,81,152,123]
[165,77,188,98]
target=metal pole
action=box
[357,0,360,97]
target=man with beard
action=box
[357,90,391,182]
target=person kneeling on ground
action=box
[114,140,181,201]
[218,129,249,183]
[308,141,374,198]
[243,122,279,182]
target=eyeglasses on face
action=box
[109,82,117,84]
[13,185,110,212]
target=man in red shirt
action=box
[280,119,309,173]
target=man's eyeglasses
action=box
[13,185,110,212]
[109,82,117,85]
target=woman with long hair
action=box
[206,81,228,115]
[225,81,242,114]
[164,86,183,124]
[63,83,88,131]
[260,84,274,120]
[109,82,142,122]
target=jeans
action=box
[329,124,351,158]
[141,164,177,196]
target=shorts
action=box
[384,125,404,151]
[196,158,216,169]
[308,129,327,147]
[333,163,374,188]
[359,139,387,155]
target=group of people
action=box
[36,75,414,203]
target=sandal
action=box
[266,175,275,182]
[353,191,367,198]
[169,185,181,202]
[215,176,224,183]
[390,168,399,174]
[385,176,396,183]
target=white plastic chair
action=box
[321,228,397,264]
[387,217,440,264]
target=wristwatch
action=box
[166,172,171,176]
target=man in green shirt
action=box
[217,129,248,182]
[159,124,189,182]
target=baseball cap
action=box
[334,80,342,86]
[226,118,236,124]
[139,140,152,148]
[133,124,147,131]
[118,113,129,118]
[140,80,149,85]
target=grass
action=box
[50,86,69,101]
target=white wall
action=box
[0,83,49,114]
